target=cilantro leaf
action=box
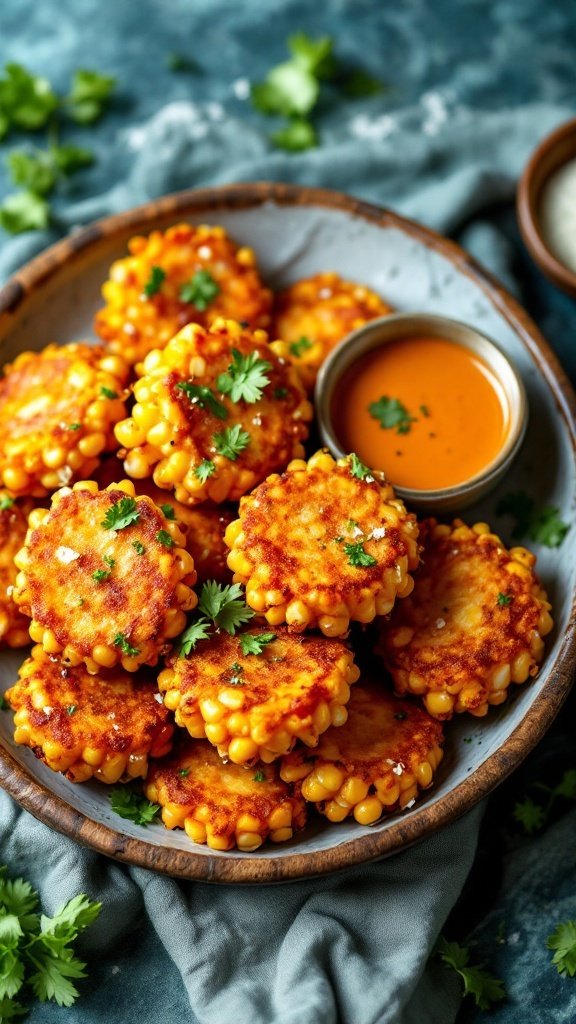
[349,453,373,481]
[368,395,417,435]
[547,920,576,977]
[513,797,546,835]
[91,569,110,583]
[194,459,216,483]
[179,269,220,310]
[0,496,14,511]
[251,62,318,118]
[342,69,385,98]
[28,951,86,1008]
[176,382,228,420]
[0,191,50,234]
[271,118,317,152]
[109,787,161,826]
[7,149,56,195]
[496,491,569,548]
[239,632,276,655]
[436,937,506,1011]
[143,265,165,298]
[101,496,140,531]
[497,592,512,607]
[344,541,377,568]
[132,540,146,555]
[529,506,569,548]
[67,69,115,124]
[0,64,58,132]
[289,336,313,358]
[0,996,27,1021]
[100,386,118,399]
[287,33,335,80]
[217,349,272,404]
[213,424,250,461]
[40,893,101,940]
[112,633,140,657]
[553,769,576,800]
[253,770,266,782]
[156,529,174,548]
[160,504,175,520]
[198,581,254,634]
[50,143,94,176]
[178,617,212,656]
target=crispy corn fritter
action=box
[115,319,313,505]
[225,450,419,637]
[378,519,554,719]
[0,495,35,648]
[6,645,174,783]
[281,683,444,823]
[94,223,273,366]
[144,738,307,851]
[158,626,360,764]
[0,343,130,497]
[13,480,198,673]
[271,272,392,391]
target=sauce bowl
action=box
[315,312,528,514]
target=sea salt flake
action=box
[57,466,74,485]
[508,932,520,945]
[154,693,164,704]
[435,617,446,629]
[392,763,404,776]
[198,245,212,260]
[318,288,333,299]
[370,527,386,540]
[42,706,53,715]
[352,526,363,538]
[56,546,80,564]
[405,798,416,809]
[111,966,121,976]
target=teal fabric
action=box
[1,2,575,1023]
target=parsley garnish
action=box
[156,530,174,548]
[92,569,110,583]
[217,349,272,404]
[66,705,77,716]
[496,491,569,548]
[103,556,115,568]
[369,395,417,435]
[0,865,101,1014]
[109,787,161,826]
[0,64,58,134]
[239,632,276,656]
[178,767,191,777]
[436,937,506,1011]
[497,592,512,607]
[132,540,146,555]
[349,453,373,481]
[271,119,317,151]
[143,265,165,299]
[213,424,250,461]
[194,459,216,483]
[113,633,140,657]
[160,504,175,520]
[274,387,288,400]
[100,386,118,399]
[199,581,255,633]
[513,769,576,835]
[66,423,82,431]
[513,797,546,835]
[228,662,244,686]
[0,190,50,233]
[176,381,228,420]
[101,496,140,531]
[547,921,576,977]
[344,542,377,568]
[178,618,212,656]
[289,336,313,358]
[0,496,14,510]
[8,144,94,195]
[253,770,266,782]
[66,69,116,125]
[179,269,220,310]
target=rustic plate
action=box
[0,183,574,884]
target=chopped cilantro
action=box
[217,349,272,404]
[0,190,50,233]
[101,496,139,531]
[496,490,569,548]
[179,269,220,310]
[271,118,317,152]
[368,395,417,435]
[132,540,146,555]
[143,265,165,298]
[349,453,373,480]
[547,921,576,977]
[274,387,288,400]
[199,580,254,634]
[239,632,276,656]
[66,705,77,716]
[0,496,14,511]
[100,386,118,399]
[419,404,430,417]
[176,381,228,420]
[0,63,58,133]
[228,662,244,686]
[66,423,82,431]
[66,69,116,124]
[160,504,175,520]
[92,569,110,583]
[436,937,506,1011]
[344,542,377,568]
[109,786,160,826]
[103,555,115,568]
[194,459,216,483]
[178,618,212,657]
[497,592,513,607]
[513,797,546,835]
[113,633,140,657]
[7,148,56,195]
[289,335,313,358]
[213,424,250,461]
[346,518,360,532]
[253,770,266,782]
[178,767,191,778]
[156,529,174,548]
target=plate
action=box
[0,183,574,884]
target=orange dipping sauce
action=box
[334,336,510,491]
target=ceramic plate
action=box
[0,183,574,883]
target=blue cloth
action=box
[0,2,575,1023]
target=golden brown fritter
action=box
[281,682,443,824]
[271,272,392,391]
[225,450,419,637]
[94,223,272,366]
[0,494,35,648]
[13,479,197,673]
[0,343,130,497]
[378,519,554,719]
[115,319,313,505]
[144,738,307,851]
[6,645,174,783]
[158,625,359,764]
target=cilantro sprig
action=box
[513,768,576,835]
[436,937,506,1011]
[194,459,216,483]
[176,382,228,420]
[217,349,272,404]
[101,496,140,531]
[344,541,377,568]
[177,580,255,657]
[66,69,116,125]
[143,265,165,298]
[239,632,276,656]
[112,633,140,657]
[348,453,374,481]
[0,865,100,1015]
[109,787,161,826]
[289,336,313,358]
[496,491,569,548]
[213,424,250,461]
[368,395,417,435]
[179,269,220,310]
[547,921,576,977]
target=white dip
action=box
[540,156,576,273]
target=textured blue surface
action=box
[0,2,575,1022]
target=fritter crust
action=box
[115,318,313,505]
[378,519,554,719]
[271,272,392,391]
[281,683,443,823]
[158,625,359,764]
[0,343,130,497]
[94,223,272,366]
[144,738,307,851]
[6,645,174,783]
[0,495,35,648]
[225,450,419,637]
[13,479,197,673]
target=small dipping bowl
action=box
[315,313,528,514]
[517,116,576,296]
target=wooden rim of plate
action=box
[0,182,574,884]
